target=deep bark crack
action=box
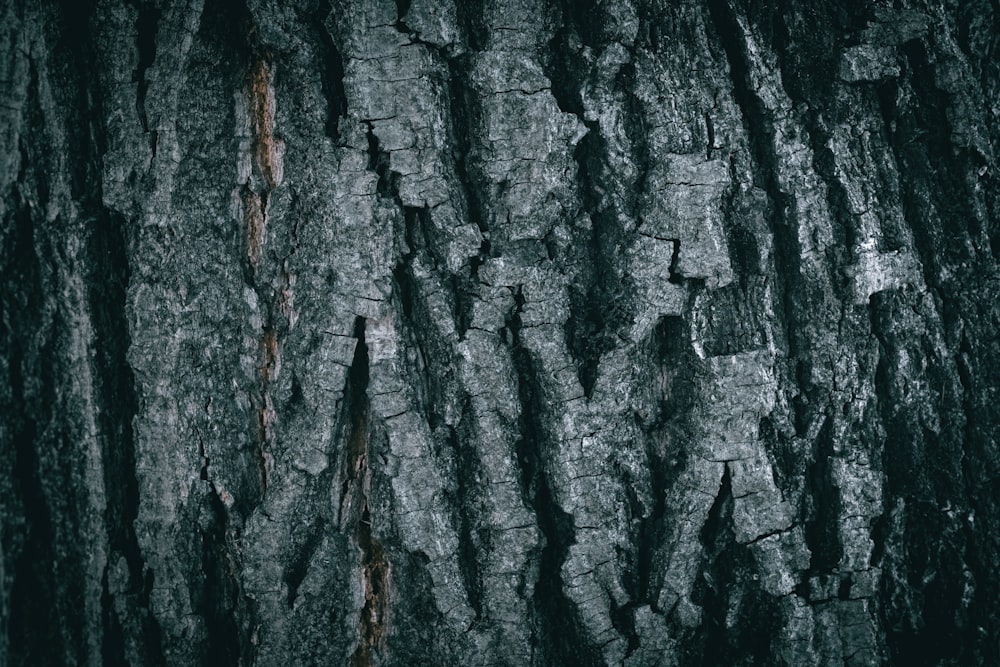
[506,288,602,665]
[340,318,391,667]
[314,0,348,143]
[133,2,159,137]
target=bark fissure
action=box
[242,46,282,506]
[446,57,490,241]
[546,9,634,398]
[4,200,61,656]
[444,58,492,329]
[341,318,390,667]
[133,2,159,135]
[315,0,347,143]
[506,288,602,666]
[89,209,164,665]
[693,466,782,665]
[803,416,845,573]
[196,493,245,666]
[449,419,484,620]
[284,517,326,609]
[704,0,810,412]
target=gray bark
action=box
[2,0,999,664]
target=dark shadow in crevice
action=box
[285,518,327,609]
[689,466,782,665]
[802,415,844,574]
[505,289,602,666]
[314,0,348,143]
[134,3,160,134]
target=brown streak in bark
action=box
[249,57,279,190]
[351,515,390,667]
[242,186,266,270]
[341,325,389,665]
[243,54,280,271]
[242,50,283,499]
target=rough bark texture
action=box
[2,0,1000,664]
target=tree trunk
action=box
[2,0,999,664]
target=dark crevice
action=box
[393,260,418,325]
[391,210,454,424]
[803,416,844,573]
[721,161,765,277]
[704,112,716,160]
[404,205,442,272]
[564,191,629,398]
[341,318,390,667]
[881,40,986,290]
[610,599,640,659]
[804,111,861,262]
[88,209,164,665]
[195,493,244,666]
[869,291,983,664]
[365,124,400,200]
[454,0,487,52]
[446,57,489,240]
[868,507,891,568]
[134,3,160,134]
[618,63,651,221]
[545,6,634,398]
[545,2,587,119]
[450,418,484,620]
[6,223,60,664]
[636,3,661,54]
[64,0,167,655]
[444,58,491,336]
[391,225,483,618]
[761,3,878,282]
[691,466,781,665]
[450,272,475,338]
[505,288,602,666]
[667,239,684,285]
[509,288,536,510]
[394,0,412,25]
[635,315,696,614]
[285,518,326,609]
[705,0,810,401]
[101,564,127,666]
[315,0,348,143]
[871,36,1000,662]
[5,32,111,658]
[553,0,603,50]
[870,296,925,503]
[338,316,371,524]
[9,5,168,662]
[691,466,734,657]
[759,0,846,107]
[760,414,801,503]
[199,437,210,481]
[953,322,999,667]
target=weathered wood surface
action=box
[2,0,999,664]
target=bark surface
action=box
[2,0,1000,664]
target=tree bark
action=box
[2,0,999,664]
